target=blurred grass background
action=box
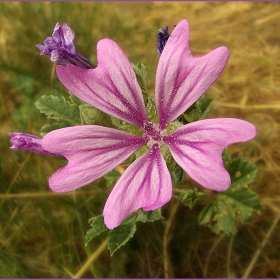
[1,1,280,278]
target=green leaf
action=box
[136,209,164,223]
[107,209,164,256]
[222,148,232,169]
[131,62,148,101]
[169,160,184,184]
[183,97,213,123]
[197,97,213,119]
[134,144,149,160]
[40,121,70,136]
[79,103,112,127]
[166,119,184,135]
[69,92,85,106]
[175,188,204,209]
[104,169,121,187]
[109,116,141,135]
[110,116,122,129]
[85,215,108,247]
[108,215,137,256]
[146,97,158,123]
[198,153,260,235]
[85,210,164,254]
[35,95,81,125]
[117,122,142,135]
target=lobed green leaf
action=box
[40,121,71,136]
[79,103,113,127]
[108,215,137,256]
[136,209,164,223]
[85,215,108,247]
[69,92,85,106]
[198,150,260,235]
[85,209,164,255]
[35,95,81,125]
[131,62,148,102]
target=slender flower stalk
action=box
[9,132,58,156]
[35,20,255,229]
[36,23,94,69]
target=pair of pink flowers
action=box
[13,20,256,229]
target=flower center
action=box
[141,121,165,147]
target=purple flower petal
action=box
[155,20,230,129]
[163,118,256,191]
[42,125,146,192]
[103,144,172,229]
[36,23,94,69]
[56,39,149,127]
[9,132,57,156]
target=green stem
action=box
[73,237,108,279]
[163,201,180,278]
[227,235,234,278]
[242,215,280,278]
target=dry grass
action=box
[0,2,280,278]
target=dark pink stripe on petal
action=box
[163,118,256,191]
[56,39,148,126]
[155,20,230,129]
[42,125,147,192]
[103,144,172,229]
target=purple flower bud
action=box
[9,132,58,156]
[157,26,169,56]
[36,23,94,69]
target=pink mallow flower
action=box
[41,20,256,229]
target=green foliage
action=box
[131,62,148,101]
[110,116,122,129]
[198,149,260,235]
[40,121,71,136]
[146,97,158,122]
[85,215,109,246]
[108,215,137,256]
[169,160,184,184]
[108,209,164,256]
[136,208,164,223]
[85,210,164,256]
[117,122,142,135]
[10,76,43,130]
[109,115,142,135]
[69,92,85,106]
[35,95,81,125]
[104,169,121,187]
[0,252,27,277]
[175,188,204,209]
[133,144,149,160]
[11,76,34,96]
[1,2,264,277]
[79,103,113,127]
[183,96,213,123]
[35,94,83,135]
